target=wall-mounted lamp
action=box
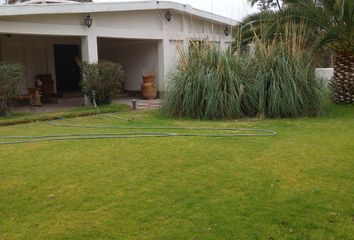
[84,14,93,28]
[224,26,231,36]
[164,11,172,22]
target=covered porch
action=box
[0,34,82,95]
[0,33,166,102]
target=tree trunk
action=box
[330,53,354,104]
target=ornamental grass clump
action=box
[252,23,326,118]
[163,29,325,119]
[162,44,258,119]
[254,45,325,118]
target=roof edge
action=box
[0,1,238,25]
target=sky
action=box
[96,0,259,21]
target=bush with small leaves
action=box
[80,61,124,105]
[0,62,25,116]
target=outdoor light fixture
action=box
[224,26,231,36]
[164,11,172,22]
[84,14,93,28]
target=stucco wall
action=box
[188,17,222,35]
[0,14,83,25]
[165,40,182,86]
[94,11,163,31]
[315,68,334,85]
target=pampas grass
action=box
[162,44,258,119]
[254,45,325,118]
[253,21,326,118]
[163,22,326,119]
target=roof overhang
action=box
[0,0,238,25]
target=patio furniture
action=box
[36,74,54,96]
[15,88,42,107]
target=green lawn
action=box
[0,104,129,126]
[0,104,353,239]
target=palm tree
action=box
[235,0,353,103]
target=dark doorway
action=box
[54,44,81,92]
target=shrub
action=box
[80,61,124,105]
[0,62,25,116]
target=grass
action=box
[0,104,353,239]
[0,104,129,126]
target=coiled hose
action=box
[0,113,277,145]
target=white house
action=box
[0,0,236,97]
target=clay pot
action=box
[141,76,157,99]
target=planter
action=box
[141,76,157,99]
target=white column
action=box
[81,33,98,63]
[220,36,228,51]
[248,43,256,56]
[182,15,189,53]
[157,38,169,94]
[219,31,232,51]
[81,33,98,105]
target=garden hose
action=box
[0,113,277,145]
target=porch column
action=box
[182,15,189,53]
[81,34,98,63]
[157,38,169,95]
[220,34,232,52]
[81,34,98,105]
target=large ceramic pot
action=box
[141,76,157,99]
